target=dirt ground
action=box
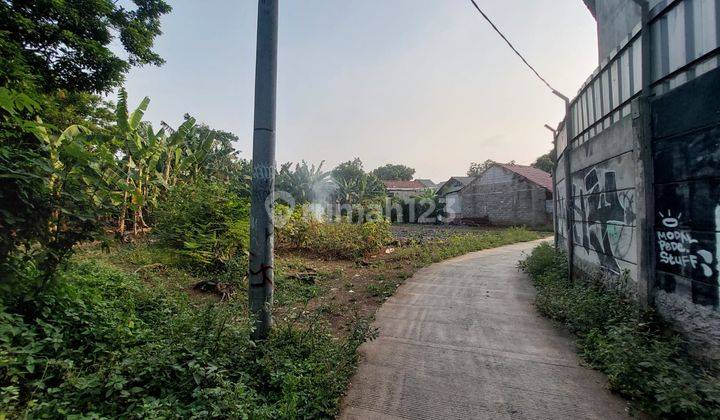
[278,224,530,336]
[391,223,502,242]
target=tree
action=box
[371,164,416,181]
[277,161,332,204]
[111,89,167,236]
[0,0,172,93]
[331,159,386,205]
[181,117,241,182]
[467,159,496,177]
[532,150,556,173]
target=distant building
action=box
[415,179,437,190]
[436,176,476,220]
[382,180,427,201]
[460,163,553,228]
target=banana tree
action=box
[160,116,196,186]
[113,89,165,236]
[33,121,118,283]
[276,160,331,204]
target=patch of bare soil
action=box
[276,250,400,334]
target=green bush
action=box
[0,261,375,418]
[519,243,720,418]
[154,179,250,271]
[276,207,392,260]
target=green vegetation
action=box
[531,150,555,173]
[466,159,496,177]
[519,243,720,418]
[0,260,373,418]
[154,179,250,271]
[276,208,393,260]
[370,163,416,181]
[0,1,555,417]
[392,227,542,267]
[0,0,171,94]
[331,158,386,206]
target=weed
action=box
[519,243,720,418]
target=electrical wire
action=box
[468,0,562,95]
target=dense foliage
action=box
[154,179,250,270]
[519,243,720,418]
[276,207,393,260]
[331,158,386,205]
[531,150,555,173]
[0,0,171,93]
[392,227,541,266]
[466,159,496,177]
[276,160,332,204]
[370,163,415,181]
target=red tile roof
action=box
[499,164,554,192]
[382,180,427,190]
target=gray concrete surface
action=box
[341,239,631,420]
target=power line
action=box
[468,0,563,96]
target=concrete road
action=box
[341,239,631,420]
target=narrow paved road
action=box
[341,239,630,420]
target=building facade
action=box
[436,177,475,221]
[461,164,553,228]
[382,180,427,201]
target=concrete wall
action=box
[388,189,423,201]
[444,192,462,220]
[460,166,552,228]
[586,0,663,60]
[571,117,639,289]
[566,0,720,360]
[651,67,720,360]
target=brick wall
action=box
[460,166,552,228]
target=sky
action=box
[121,0,599,182]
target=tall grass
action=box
[519,243,720,418]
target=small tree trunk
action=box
[118,196,128,236]
[164,153,173,184]
[118,170,131,236]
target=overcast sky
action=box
[121,0,598,182]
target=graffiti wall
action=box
[555,67,720,359]
[650,67,720,359]
[560,116,639,287]
[652,68,720,309]
[571,153,637,276]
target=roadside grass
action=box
[390,226,544,267]
[519,243,720,418]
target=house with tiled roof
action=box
[458,163,553,228]
[382,180,428,201]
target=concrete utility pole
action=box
[544,124,559,249]
[249,0,278,340]
[631,0,655,309]
[552,90,575,283]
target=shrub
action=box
[154,179,250,271]
[276,207,392,260]
[0,260,375,418]
[519,243,720,418]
